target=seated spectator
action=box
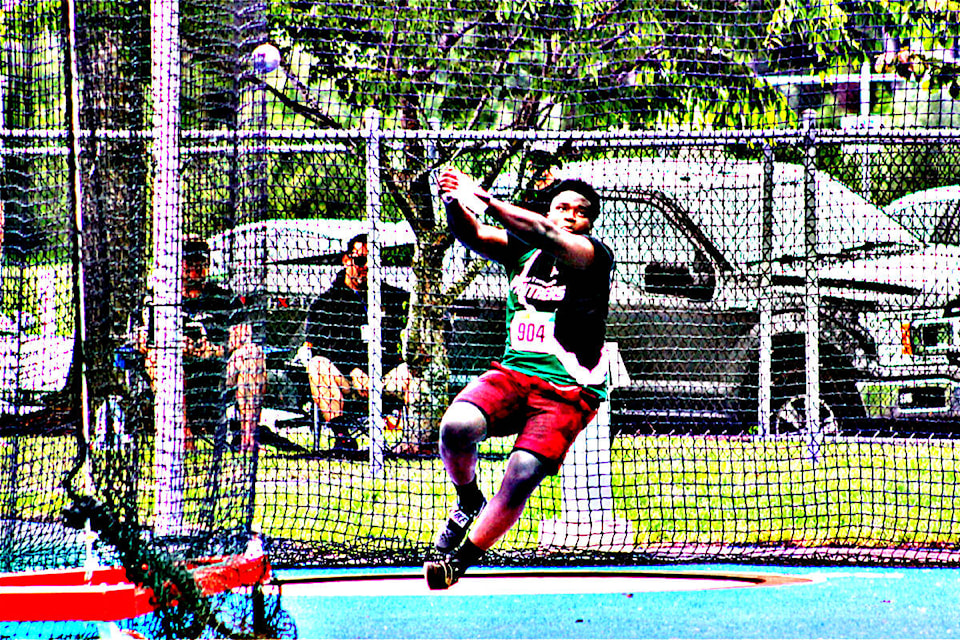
[139,236,266,452]
[296,233,413,451]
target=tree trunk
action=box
[74,5,149,402]
[401,234,450,450]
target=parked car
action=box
[883,184,960,246]
[880,184,960,434]
[0,318,73,418]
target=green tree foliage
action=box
[868,0,960,96]
[269,1,797,132]
[266,0,960,130]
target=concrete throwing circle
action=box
[276,568,810,597]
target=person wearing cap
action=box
[424,168,615,589]
[140,236,266,452]
[296,233,413,452]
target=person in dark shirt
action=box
[140,237,266,452]
[299,233,412,450]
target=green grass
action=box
[243,434,960,555]
[1,435,78,518]
[614,436,960,548]
[8,433,960,567]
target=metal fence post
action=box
[538,343,634,549]
[150,0,185,535]
[758,144,775,437]
[802,110,822,461]
[860,59,873,199]
[364,109,385,478]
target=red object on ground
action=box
[0,554,270,622]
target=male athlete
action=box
[425,167,614,589]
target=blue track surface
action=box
[276,564,960,639]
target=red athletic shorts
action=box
[451,362,602,473]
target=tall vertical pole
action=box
[802,110,822,461]
[151,0,185,535]
[0,69,9,566]
[758,144,774,437]
[61,0,97,564]
[859,59,872,200]
[61,0,87,461]
[365,109,385,477]
[243,40,270,533]
[539,344,633,548]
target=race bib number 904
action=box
[510,309,557,354]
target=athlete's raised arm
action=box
[439,167,600,269]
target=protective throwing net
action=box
[3,1,960,637]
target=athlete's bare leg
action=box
[467,449,549,550]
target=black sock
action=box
[454,539,485,568]
[454,477,485,512]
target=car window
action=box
[596,190,717,300]
[807,169,922,254]
[932,202,960,245]
[884,186,960,245]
